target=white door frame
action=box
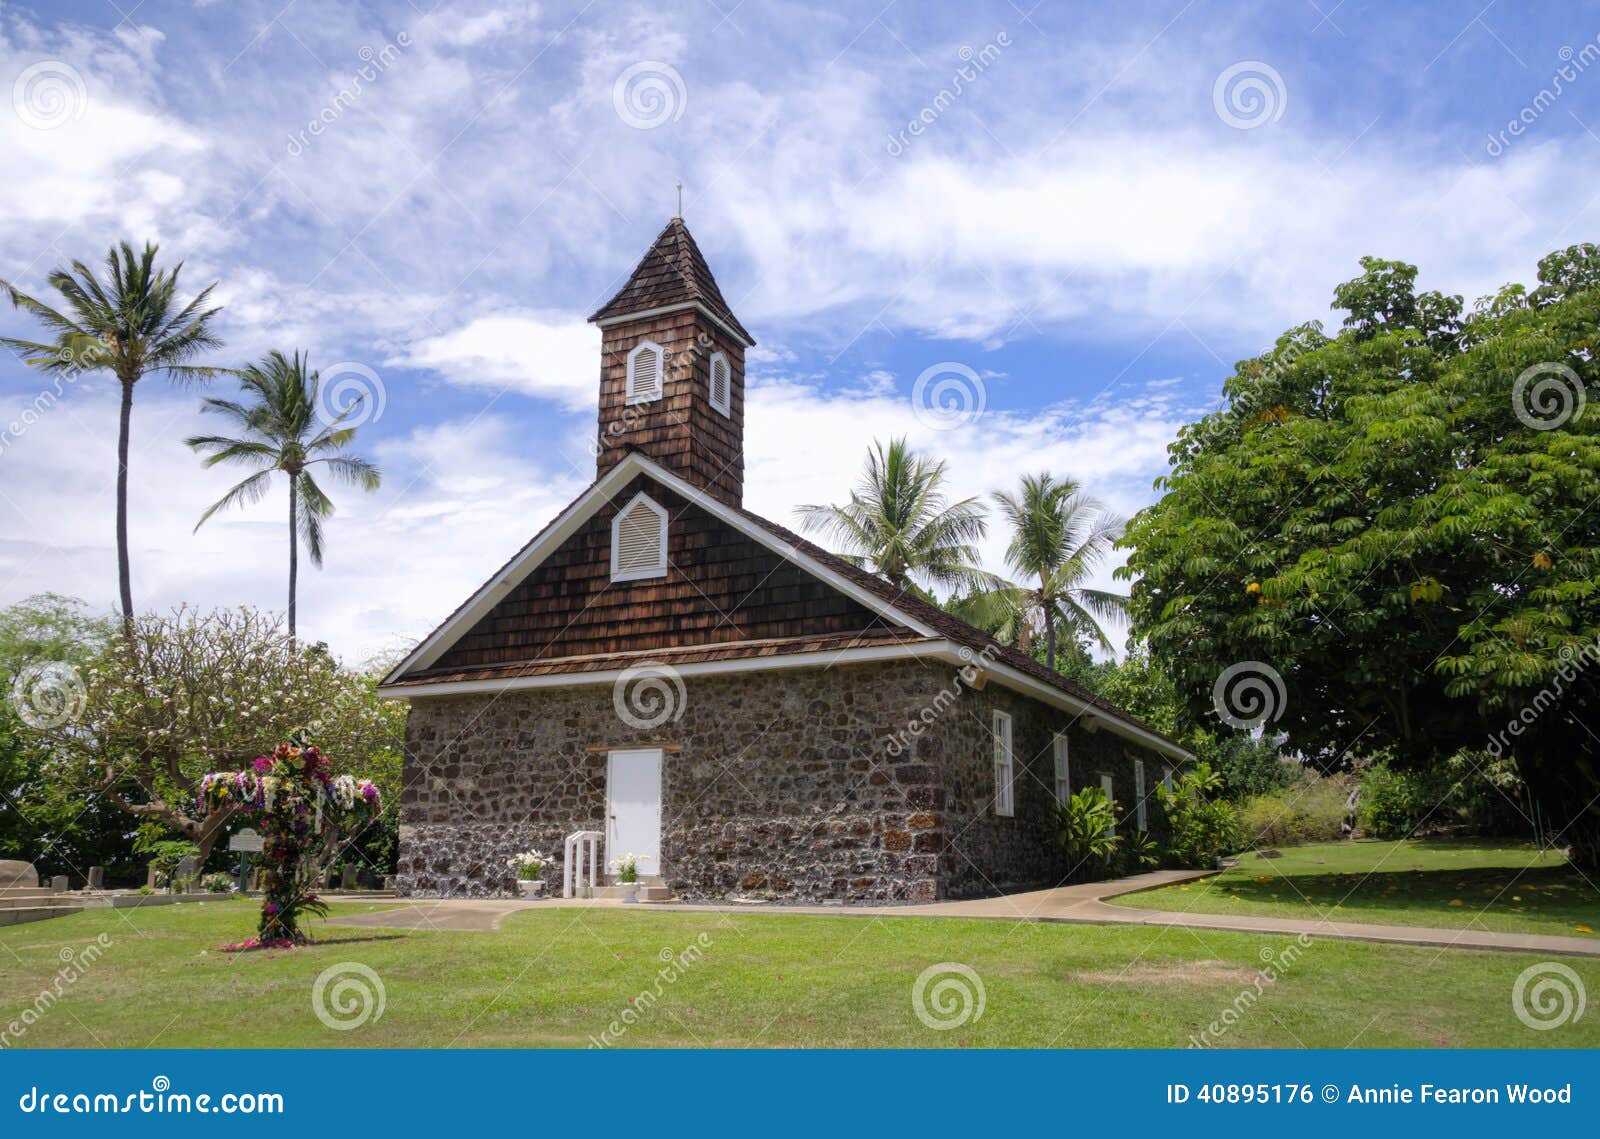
[605,747,663,879]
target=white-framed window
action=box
[1100,774,1116,837]
[1163,765,1175,794]
[1052,732,1071,804]
[708,351,732,417]
[625,340,665,405]
[1135,759,1147,832]
[610,492,669,581]
[992,711,1014,817]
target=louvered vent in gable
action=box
[708,352,731,416]
[610,493,669,581]
[626,340,664,405]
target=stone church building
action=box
[379,217,1191,902]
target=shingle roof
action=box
[587,217,755,345]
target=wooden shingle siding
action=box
[427,474,896,670]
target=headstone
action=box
[383,875,397,892]
[341,865,358,891]
[87,866,104,890]
[146,863,161,889]
[175,856,197,892]
[50,875,69,893]
[0,860,38,890]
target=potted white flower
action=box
[608,853,641,902]
[507,851,547,898]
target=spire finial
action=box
[675,180,683,220]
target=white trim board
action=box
[379,452,939,685]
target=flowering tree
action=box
[29,606,402,867]
[200,740,380,946]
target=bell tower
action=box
[588,216,754,507]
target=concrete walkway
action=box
[319,869,1600,958]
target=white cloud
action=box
[390,311,600,410]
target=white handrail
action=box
[563,830,602,899]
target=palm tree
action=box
[186,351,381,641]
[957,473,1127,670]
[795,437,993,595]
[1,243,223,633]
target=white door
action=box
[606,748,662,879]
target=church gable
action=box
[423,472,902,673]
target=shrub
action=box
[201,872,233,893]
[1052,787,1119,878]
[1157,761,1241,867]
[1117,830,1162,874]
[1205,734,1298,800]
[1359,763,1435,839]
[1239,774,1352,848]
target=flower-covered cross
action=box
[199,738,381,948]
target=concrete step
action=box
[0,887,53,900]
[582,884,676,903]
[0,895,83,910]
[0,905,83,926]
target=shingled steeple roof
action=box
[587,217,755,345]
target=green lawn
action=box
[1113,839,1600,937]
[1,893,1595,1048]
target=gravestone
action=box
[87,866,104,890]
[0,860,38,890]
[50,875,69,893]
[174,855,197,893]
[341,865,358,891]
[146,863,161,889]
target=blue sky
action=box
[2,0,1598,661]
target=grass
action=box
[1113,839,1600,937]
[1,893,1596,1048]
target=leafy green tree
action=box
[795,437,993,595]
[1120,244,1600,869]
[187,350,382,641]
[955,473,1125,669]
[1,244,222,632]
[0,595,132,881]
